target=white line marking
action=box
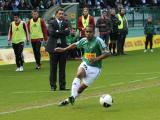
[1,72,160,78]
[129,80,142,83]
[5,76,160,94]
[106,72,160,75]
[1,82,159,115]
[0,103,58,115]
[89,86,106,90]
[110,82,124,86]
[12,91,52,94]
[146,77,159,80]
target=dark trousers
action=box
[109,33,118,54]
[145,34,153,49]
[31,41,41,66]
[12,42,24,67]
[117,32,127,54]
[49,52,66,90]
[100,34,110,46]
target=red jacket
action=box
[77,15,95,37]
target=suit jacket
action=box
[46,17,70,53]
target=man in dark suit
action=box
[46,8,70,91]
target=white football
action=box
[99,94,113,108]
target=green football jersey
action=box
[76,36,107,68]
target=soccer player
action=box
[55,25,111,106]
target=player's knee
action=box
[78,84,87,94]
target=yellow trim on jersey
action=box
[84,53,96,59]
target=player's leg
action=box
[69,64,101,105]
[71,66,86,97]
[58,63,86,106]
[12,43,20,71]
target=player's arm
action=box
[96,49,111,61]
[55,43,77,52]
[89,49,111,64]
[8,23,12,46]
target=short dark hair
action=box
[102,10,107,14]
[32,9,38,13]
[55,8,64,15]
[13,12,20,17]
[85,24,95,32]
[83,7,89,11]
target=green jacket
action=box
[144,22,155,35]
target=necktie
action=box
[59,21,62,29]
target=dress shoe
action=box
[122,53,127,55]
[59,88,70,91]
[51,87,56,91]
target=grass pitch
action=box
[0,49,160,120]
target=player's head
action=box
[55,8,64,20]
[13,12,20,23]
[110,8,116,16]
[147,16,152,23]
[120,8,125,15]
[83,7,89,17]
[32,9,39,19]
[102,10,107,16]
[85,24,95,40]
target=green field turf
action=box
[0,49,160,120]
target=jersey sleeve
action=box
[75,38,86,49]
[97,37,109,53]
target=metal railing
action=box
[0,10,46,36]
[0,6,160,36]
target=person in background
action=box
[96,9,112,46]
[77,7,95,38]
[117,8,128,55]
[109,8,120,55]
[66,28,80,59]
[55,25,111,106]
[45,8,70,91]
[144,16,155,52]
[8,12,30,72]
[28,9,48,70]
[77,7,95,57]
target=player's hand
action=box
[89,58,97,64]
[42,41,47,46]
[8,41,11,46]
[54,47,65,52]
[26,41,30,45]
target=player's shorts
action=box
[78,62,101,86]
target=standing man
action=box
[96,10,112,46]
[28,9,48,69]
[109,8,120,55]
[8,12,30,72]
[117,8,128,55]
[144,16,155,52]
[55,25,111,106]
[45,8,70,91]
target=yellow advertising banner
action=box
[124,35,160,51]
[0,47,49,65]
[0,35,160,65]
